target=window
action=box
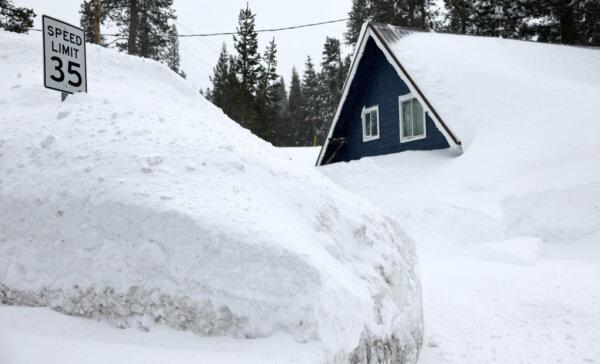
[362,105,380,142]
[399,95,426,142]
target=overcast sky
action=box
[15,0,351,92]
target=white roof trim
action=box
[316,22,462,166]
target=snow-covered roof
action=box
[318,22,600,165]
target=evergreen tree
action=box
[209,44,232,111]
[345,0,434,45]
[273,76,289,146]
[255,38,280,142]
[345,0,371,44]
[114,0,176,60]
[164,24,185,77]
[0,0,35,33]
[226,55,243,122]
[318,37,346,145]
[275,76,288,119]
[442,0,599,46]
[302,56,322,146]
[256,39,279,113]
[287,67,306,146]
[80,0,120,45]
[233,4,261,127]
[208,44,243,122]
[578,0,600,46]
[444,0,475,34]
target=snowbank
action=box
[0,30,422,362]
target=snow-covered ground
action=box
[0,305,322,364]
[287,146,600,363]
[312,31,600,363]
[0,30,422,362]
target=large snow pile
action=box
[0,30,422,362]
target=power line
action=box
[29,17,349,38]
[177,18,349,38]
[174,20,219,53]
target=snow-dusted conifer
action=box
[0,0,35,33]
[233,4,260,126]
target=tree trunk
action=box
[420,0,427,29]
[408,0,416,27]
[128,0,138,55]
[558,0,576,44]
[93,0,101,44]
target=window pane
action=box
[402,100,413,138]
[412,99,424,136]
[365,112,371,136]
[371,110,378,136]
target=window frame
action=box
[361,105,380,142]
[399,94,427,143]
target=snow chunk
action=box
[40,135,56,148]
[57,109,71,120]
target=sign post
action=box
[42,15,87,101]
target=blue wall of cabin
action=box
[322,37,450,164]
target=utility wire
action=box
[177,18,349,37]
[174,20,219,53]
[29,17,349,38]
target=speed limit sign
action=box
[42,15,87,98]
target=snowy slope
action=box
[0,30,422,362]
[311,32,600,363]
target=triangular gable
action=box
[316,22,462,166]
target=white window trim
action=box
[362,105,380,142]
[399,94,427,143]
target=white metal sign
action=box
[42,15,87,95]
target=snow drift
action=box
[0,30,422,362]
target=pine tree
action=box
[318,37,346,145]
[208,44,244,122]
[302,56,322,146]
[0,0,35,33]
[577,0,600,46]
[273,76,289,146]
[114,0,176,60]
[233,4,261,127]
[345,0,371,44]
[209,44,232,111]
[345,0,434,45]
[255,38,280,142]
[164,24,185,77]
[80,0,121,45]
[444,0,474,34]
[226,55,243,122]
[256,38,279,113]
[275,76,288,119]
[287,67,306,146]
